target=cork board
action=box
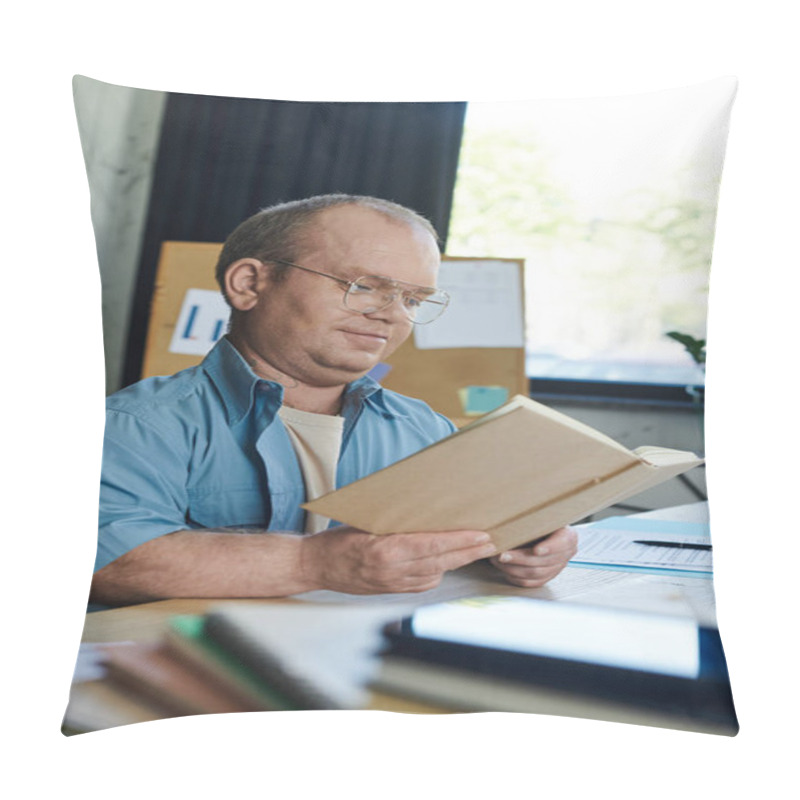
[140,241,225,379]
[381,256,527,420]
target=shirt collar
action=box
[344,374,412,420]
[202,337,281,425]
[202,337,407,424]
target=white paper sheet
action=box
[169,288,231,356]
[414,259,525,349]
[574,527,713,573]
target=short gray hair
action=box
[214,194,441,300]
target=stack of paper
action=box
[573,516,713,577]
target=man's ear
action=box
[224,259,264,311]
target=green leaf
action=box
[666,331,706,365]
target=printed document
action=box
[573,518,712,574]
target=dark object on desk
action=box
[375,596,737,735]
[634,540,712,551]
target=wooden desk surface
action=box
[67,503,725,734]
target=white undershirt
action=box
[277,405,345,534]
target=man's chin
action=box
[310,356,382,386]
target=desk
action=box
[66,503,727,734]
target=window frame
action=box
[528,377,705,409]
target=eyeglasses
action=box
[267,259,450,324]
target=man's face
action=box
[239,205,441,388]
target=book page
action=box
[633,446,702,467]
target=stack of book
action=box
[64,604,403,732]
[65,595,737,737]
[371,596,739,735]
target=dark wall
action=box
[123,93,467,387]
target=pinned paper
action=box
[169,289,231,356]
[458,386,509,416]
[414,260,524,349]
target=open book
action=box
[303,394,703,552]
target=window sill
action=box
[528,378,704,410]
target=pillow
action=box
[64,74,738,738]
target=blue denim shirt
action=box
[97,337,456,572]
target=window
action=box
[446,92,725,392]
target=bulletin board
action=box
[381,256,527,420]
[141,243,527,421]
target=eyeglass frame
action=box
[263,258,450,324]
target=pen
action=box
[634,540,712,551]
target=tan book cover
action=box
[303,395,703,552]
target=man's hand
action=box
[489,526,578,588]
[300,527,498,594]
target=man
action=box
[91,195,577,607]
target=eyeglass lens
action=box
[344,277,448,324]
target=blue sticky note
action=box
[460,386,509,415]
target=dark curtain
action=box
[122,94,467,387]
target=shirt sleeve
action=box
[436,412,458,437]
[96,409,191,571]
